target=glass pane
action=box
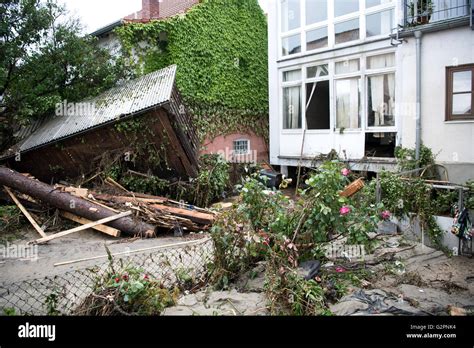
[281,0,300,32]
[306,0,327,24]
[367,53,395,69]
[334,0,359,17]
[336,78,361,129]
[307,64,329,78]
[366,0,392,8]
[282,34,301,56]
[366,9,394,37]
[335,59,360,74]
[306,27,328,51]
[283,86,302,129]
[335,19,360,44]
[368,73,396,127]
[306,81,330,130]
[283,69,301,82]
[233,140,249,154]
[452,93,472,115]
[453,71,472,93]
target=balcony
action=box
[402,0,472,29]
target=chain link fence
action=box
[0,237,214,315]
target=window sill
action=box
[444,119,474,124]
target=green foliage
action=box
[0,205,25,237]
[395,144,436,171]
[368,171,451,247]
[466,180,474,210]
[77,264,179,315]
[118,154,230,207]
[209,207,267,289]
[1,0,128,147]
[116,0,269,142]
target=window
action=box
[365,132,396,157]
[283,86,302,129]
[306,80,330,129]
[334,0,359,17]
[367,53,395,69]
[446,64,474,120]
[367,73,395,127]
[335,19,360,44]
[306,0,327,24]
[366,0,393,8]
[335,59,360,75]
[281,0,300,32]
[306,27,328,51]
[366,9,394,37]
[233,139,250,155]
[336,78,361,129]
[282,34,301,56]
[307,64,328,78]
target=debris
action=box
[3,186,47,238]
[34,211,132,244]
[340,178,364,198]
[448,306,467,316]
[297,260,321,280]
[329,288,427,316]
[59,211,121,237]
[0,166,156,236]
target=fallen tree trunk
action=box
[0,167,155,236]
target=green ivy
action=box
[116,0,269,143]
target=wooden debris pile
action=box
[0,166,216,244]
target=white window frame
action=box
[279,49,397,135]
[233,139,251,155]
[277,0,396,60]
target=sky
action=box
[59,0,268,34]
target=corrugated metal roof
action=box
[15,64,177,155]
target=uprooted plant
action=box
[75,252,179,316]
[209,160,387,315]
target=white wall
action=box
[398,26,474,181]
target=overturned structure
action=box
[0,65,199,182]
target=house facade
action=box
[92,0,269,166]
[268,0,474,183]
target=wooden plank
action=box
[150,204,214,225]
[60,211,121,237]
[34,211,132,244]
[3,186,47,238]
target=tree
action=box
[0,0,128,147]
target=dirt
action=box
[0,226,207,285]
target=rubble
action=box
[0,166,215,244]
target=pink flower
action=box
[381,210,391,220]
[336,267,346,273]
[341,168,351,176]
[340,205,351,216]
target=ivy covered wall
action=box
[116,0,269,143]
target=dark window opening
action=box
[365,132,396,158]
[306,80,330,129]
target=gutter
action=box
[414,30,422,161]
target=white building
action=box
[268,0,474,183]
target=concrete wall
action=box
[398,26,474,184]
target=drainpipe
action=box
[414,30,422,161]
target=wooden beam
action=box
[34,211,132,244]
[150,204,214,225]
[60,211,121,237]
[3,186,47,238]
